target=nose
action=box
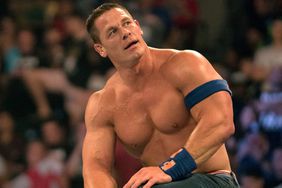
[122,28,131,40]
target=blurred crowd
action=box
[0,0,282,188]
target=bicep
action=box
[82,125,116,172]
[190,91,233,124]
[82,91,116,173]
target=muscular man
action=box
[83,3,239,188]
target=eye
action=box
[108,28,117,37]
[124,21,132,26]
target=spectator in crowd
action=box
[0,111,25,181]
[253,18,282,81]
[20,14,108,125]
[3,139,68,188]
[0,17,19,73]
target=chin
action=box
[136,45,146,57]
[129,47,144,59]
[134,51,143,59]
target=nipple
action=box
[172,123,179,128]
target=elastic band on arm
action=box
[184,79,232,109]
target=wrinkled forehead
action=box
[95,8,133,30]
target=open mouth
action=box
[124,40,138,50]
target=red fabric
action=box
[27,168,60,188]
[115,141,142,186]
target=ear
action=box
[134,20,143,35]
[93,43,107,58]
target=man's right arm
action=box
[82,91,117,188]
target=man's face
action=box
[93,8,146,67]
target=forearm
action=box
[83,168,118,188]
[184,119,234,165]
[82,123,117,188]
[186,142,222,165]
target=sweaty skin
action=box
[82,7,235,188]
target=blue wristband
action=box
[159,148,197,181]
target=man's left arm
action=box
[160,50,235,179]
[183,51,234,163]
[185,89,234,164]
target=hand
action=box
[123,166,172,188]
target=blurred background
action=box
[0,0,282,187]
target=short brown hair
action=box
[86,3,132,43]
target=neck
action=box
[118,47,154,88]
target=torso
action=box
[101,49,231,172]
[113,71,196,165]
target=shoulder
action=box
[160,50,222,95]
[150,48,208,69]
[84,72,124,126]
[160,50,211,74]
[84,86,116,128]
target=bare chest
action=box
[113,80,191,157]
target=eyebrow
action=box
[105,17,132,34]
[121,17,131,22]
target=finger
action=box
[123,172,140,188]
[124,168,149,188]
[142,178,157,188]
[123,178,135,188]
[123,180,134,188]
[130,176,150,188]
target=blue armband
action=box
[184,79,232,109]
[159,148,197,181]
